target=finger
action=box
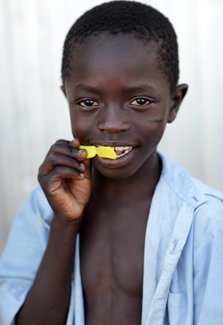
[81,157,92,181]
[69,138,87,160]
[39,166,84,191]
[39,152,85,176]
[69,138,80,148]
[45,139,86,161]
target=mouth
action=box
[94,144,136,170]
[80,143,134,159]
[105,146,133,159]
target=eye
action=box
[77,99,99,109]
[130,97,152,106]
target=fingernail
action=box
[80,163,85,171]
[70,138,78,147]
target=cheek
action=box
[69,111,96,142]
[139,118,167,142]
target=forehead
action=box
[64,34,170,95]
[70,34,160,75]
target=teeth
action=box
[97,145,132,150]
[97,145,133,159]
[115,146,133,158]
[114,146,131,151]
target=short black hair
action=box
[61,1,179,90]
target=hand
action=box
[38,138,91,223]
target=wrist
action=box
[51,215,81,235]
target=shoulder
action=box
[158,155,223,264]
[0,187,53,279]
[160,154,223,227]
[159,154,223,237]
[159,154,223,208]
[17,185,53,229]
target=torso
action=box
[80,199,151,325]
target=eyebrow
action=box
[122,84,157,94]
[72,83,158,95]
[72,84,101,94]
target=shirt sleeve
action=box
[0,187,52,325]
[193,195,223,324]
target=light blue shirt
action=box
[1,155,223,325]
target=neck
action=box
[91,153,162,206]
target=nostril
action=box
[98,121,130,133]
[97,105,130,133]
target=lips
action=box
[95,145,133,159]
[94,144,136,170]
[108,146,133,159]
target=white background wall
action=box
[0,0,223,254]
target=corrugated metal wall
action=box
[1,0,223,254]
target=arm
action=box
[15,218,78,325]
[15,139,91,325]
[193,197,223,324]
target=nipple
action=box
[79,145,117,159]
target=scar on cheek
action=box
[79,145,117,159]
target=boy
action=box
[1,1,223,324]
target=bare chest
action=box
[80,202,150,324]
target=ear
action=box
[60,84,66,97]
[168,83,188,123]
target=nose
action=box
[97,105,130,134]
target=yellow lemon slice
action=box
[79,145,97,158]
[79,145,117,159]
[96,146,117,159]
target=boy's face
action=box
[64,34,186,179]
